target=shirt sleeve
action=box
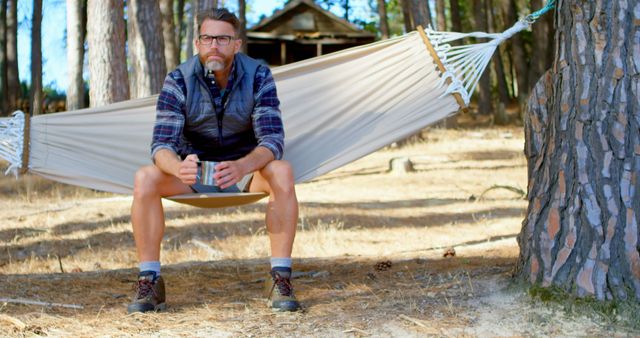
[252,65,285,160]
[151,71,188,161]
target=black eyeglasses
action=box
[198,35,235,46]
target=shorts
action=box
[190,173,253,193]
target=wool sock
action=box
[139,261,161,279]
[270,257,292,278]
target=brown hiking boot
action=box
[127,272,166,313]
[265,270,300,312]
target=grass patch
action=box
[529,285,640,332]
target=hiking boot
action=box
[265,269,300,312]
[127,271,166,313]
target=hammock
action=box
[0,5,553,208]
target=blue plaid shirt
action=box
[151,57,284,161]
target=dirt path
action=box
[0,128,635,336]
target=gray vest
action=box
[177,53,260,161]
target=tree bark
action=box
[487,0,510,110]
[410,0,432,28]
[399,0,413,32]
[87,0,129,106]
[238,0,247,53]
[527,0,554,90]
[160,0,179,72]
[186,3,194,58]
[6,0,19,112]
[0,0,7,115]
[435,0,446,31]
[518,0,640,301]
[127,0,167,99]
[66,0,85,111]
[504,0,529,118]
[473,0,491,115]
[176,0,185,62]
[376,0,390,39]
[449,0,462,32]
[30,0,43,116]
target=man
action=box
[127,8,299,313]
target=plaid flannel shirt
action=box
[151,57,284,161]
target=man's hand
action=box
[177,154,199,185]
[214,161,246,189]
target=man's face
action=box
[196,19,242,72]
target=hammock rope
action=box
[0,111,24,176]
[426,0,556,105]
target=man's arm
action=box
[154,149,199,186]
[151,70,199,185]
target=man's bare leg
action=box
[249,160,298,257]
[249,160,300,311]
[131,165,192,262]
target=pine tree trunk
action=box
[449,0,462,33]
[504,0,528,118]
[127,0,166,99]
[66,0,85,111]
[487,0,510,115]
[399,0,413,32]
[411,0,432,28]
[518,0,640,301]
[0,0,7,115]
[186,4,194,58]
[30,0,43,116]
[435,0,446,31]
[160,0,179,72]
[238,0,247,53]
[87,0,129,107]
[473,0,491,115]
[6,0,19,112]
[376,0,390,39]
[176,0,185,61]
[527,0,554,90]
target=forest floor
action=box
[0,126,638,337]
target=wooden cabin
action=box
[247,0,375,66]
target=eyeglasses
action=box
[198,35,235,46]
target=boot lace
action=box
[133,278,157,299]
[269,271,293,298]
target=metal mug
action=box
[197,161,218,186]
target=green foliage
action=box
[529,285,640,332]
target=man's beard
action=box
[205,60,225,72]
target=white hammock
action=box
[0,22,536,207]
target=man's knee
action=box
[133,166,163,198]
[262,160,295,193]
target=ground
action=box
[0,127,636,337]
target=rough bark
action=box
[66,0,85,111]
[399,0,413,32]
[127,0,167,99]
[238,0,247,53]
[473,0,491,115]
[30,0,43,116]
[87,0,129,106]
[518,0,640,301]
[160,0,179,72]
[435,0,446,31]
[0,0,7,115]
[376,0,390,39]
[185,4,194,58]
[6,0,19,111]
